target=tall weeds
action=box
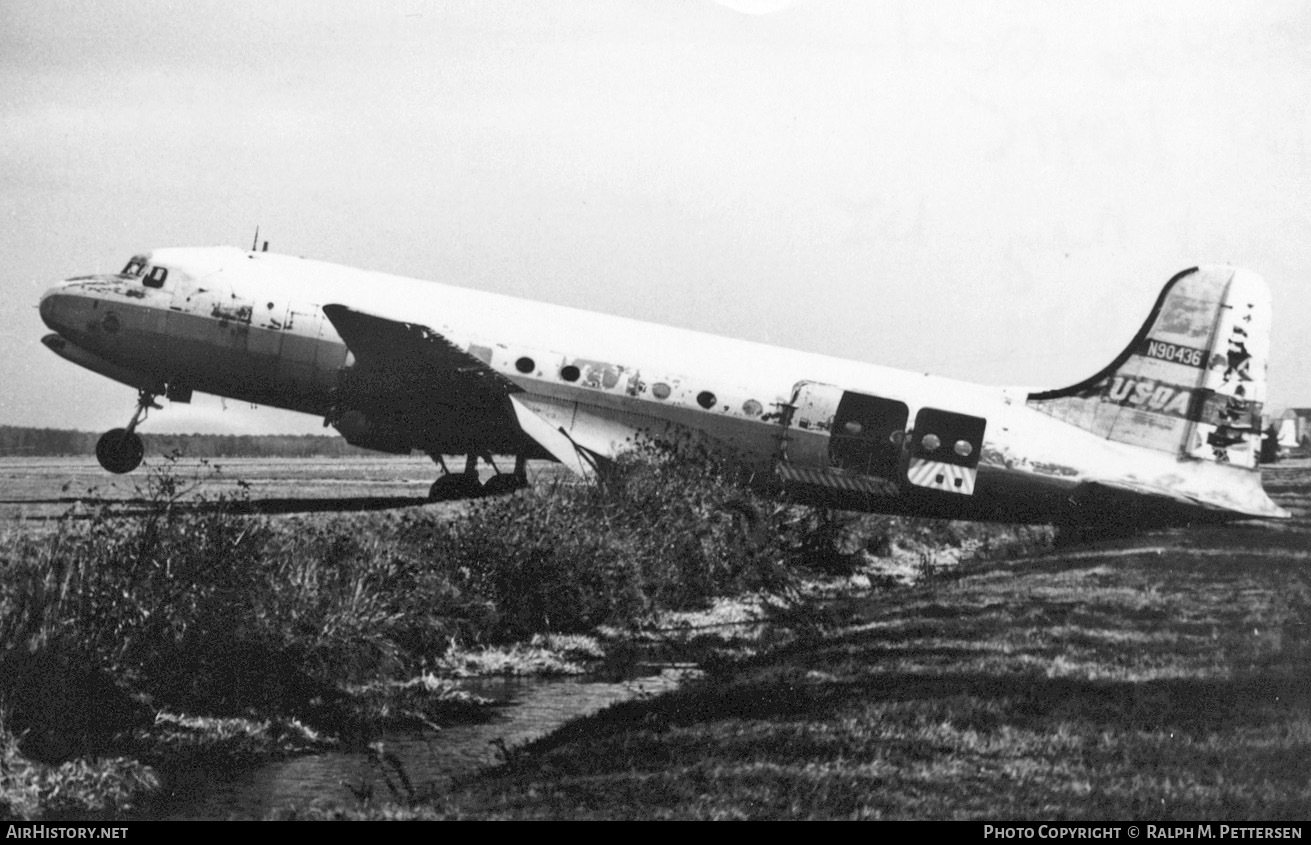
[0,446,1040,766]
[0,449,793,755]
[426,445,792,640]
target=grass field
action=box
[393,462,1311,820]
[0,455,540,525]
[0,449,791,818]
[3,455,1309,820]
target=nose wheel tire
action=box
[96,428,144,474]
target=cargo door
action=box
[830,391,910,478]
[775,381,907,496]
[906,407,986,495]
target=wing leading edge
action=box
[321,303,520,399]
[321,304,598,474]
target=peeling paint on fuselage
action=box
[40,269,345,413]
[39,248,1286,522]
[210,303,253,324]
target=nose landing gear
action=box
[95,389,160,474]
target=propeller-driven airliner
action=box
[38,247,1287,526]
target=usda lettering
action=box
[984,827,1121,839]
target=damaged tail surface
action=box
[1026,266,1284,518]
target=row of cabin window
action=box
[513,355,720,410]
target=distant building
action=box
[1286,408,1311,448]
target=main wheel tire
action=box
[428,473,484,501]
[482,473,528,497]
[96,428,144,474]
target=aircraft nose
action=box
[39,283,83,336]
[39,286,66,332]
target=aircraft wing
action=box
[321,304,599,477]
[322,304,520,401]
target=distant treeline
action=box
[0,425,380,459]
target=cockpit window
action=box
[143,266,168,289]
[121,257,147,276]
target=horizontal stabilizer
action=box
[1084,476,1288,520]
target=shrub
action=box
[427,444,793,641]
[5,443,1053,750]
[0,462,479,746]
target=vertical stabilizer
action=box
[1027,266,1271,469]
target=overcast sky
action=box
[2,0,1309,436]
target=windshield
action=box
[120,255,169,288]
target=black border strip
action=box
[1026,267,1199,401]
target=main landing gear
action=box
[95,389,160,474]
[427,454,529,501]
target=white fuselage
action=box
[39,246,1285,523]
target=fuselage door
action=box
[775,381,908,497]
[830,391,910,479]
[906,407,986,495]
[776,380,842,466]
